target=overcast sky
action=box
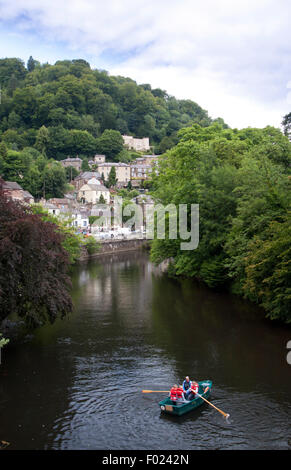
[0,0,290,129]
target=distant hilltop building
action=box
[94,154,106,164]
[122,135,150,152]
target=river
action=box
[0,251,290,450]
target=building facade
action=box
[94,154,106,164]
[72,171,102,191]
[122,135,150,152]
[60,157,82,171]
[97,162,131,185]
[130,164,152,180]
[77,178,110,204]
[2,181,34,205]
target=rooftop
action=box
[61,157,82,162]
[3,181,23,190]
[87,184,109,192]
[75,171,101,180]
[97,162,130,167]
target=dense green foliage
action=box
[107,165,117,187]
[150,123,291,323]
[0,333,9,348]
[282,112,291,140]
[31,204,100,263]
[0,57,221,160]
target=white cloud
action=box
[0,0,290,128]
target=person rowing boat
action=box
[183,376,210,401]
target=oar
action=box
[196,393,230,419]
[142,390,170,393]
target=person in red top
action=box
[170,385,178,402]
[176,385,185,402]
[189,380,210,400]
[170,384,186,403]
[189,381,199,400]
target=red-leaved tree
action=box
[0,178,72,327]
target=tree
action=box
[1,149,26,182]
[12,86,37,124]
[65,165,79,182]
[6,73,19,97]
[243,213,291,323]
[46,126,72,160]
[69,129,97,156]
[0,333,9,365]
[81,157,90,171]
[8,111,22,129]
[23,163,43,199]
[42,161,67,199]
[0,181,73,327]
[98,194,106,204]
[0,141,8,159]
[282,112,291,140]
[27,56,36,72]
[83,236,100,255]
[225,155,290,290]
[96,129,124,160]
[0,58,26,86]
[1,129,24,149]
[35,125,49,155]
[158,136,176,154]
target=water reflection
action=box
[0,252,290,450]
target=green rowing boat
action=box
[159,380,213,416]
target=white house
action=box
[70,211,90,230]
[39,201,61,216]
[78,178,110,204]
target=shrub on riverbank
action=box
[0,181,73,327]
[31,205,100,263]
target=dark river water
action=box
[0,251,291,450]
